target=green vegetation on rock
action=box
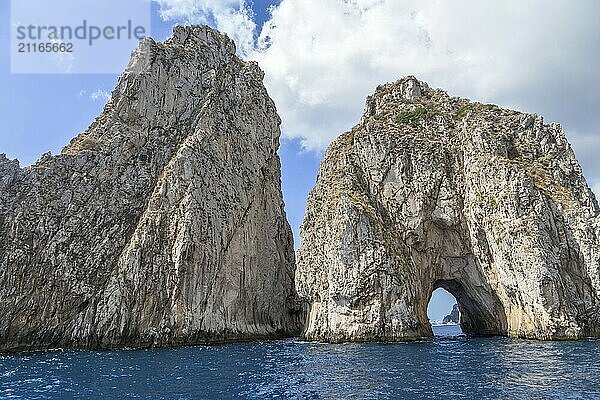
[455,104,473,120]
[395,107,427,128]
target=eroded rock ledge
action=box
[296,76,600,342]
[0,26,303,352]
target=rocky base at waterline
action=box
[0,26,303,352]
[296,76,600,342]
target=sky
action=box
[2,0,599,321]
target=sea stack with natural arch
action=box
[296,76,600,341]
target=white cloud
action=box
[90,89,111,102]
[152,0,600,184]
[250,0,600,152]
[154,0,256,55]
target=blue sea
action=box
[1,325,598,399]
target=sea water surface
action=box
[1,325,599,399]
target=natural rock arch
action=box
[296,76,600,342]
[429,279,507,336]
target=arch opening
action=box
[427,279,508,337]
[427,288,463,337]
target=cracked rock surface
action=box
[296,76,600,341]
[0,26,303,351]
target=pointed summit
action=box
[0,26,303,352]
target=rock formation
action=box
[442,304,460,324]
[0,26,303,352]
[296,76,600,341]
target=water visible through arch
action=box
[427,288,463,337]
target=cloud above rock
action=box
[155,0,600,195]
[155,0,257,55]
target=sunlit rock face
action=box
[0,26,303,351]
[296,76,600,342]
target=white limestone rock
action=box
[296,76,600,341]
[0,26,303,351]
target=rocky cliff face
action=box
[296,76,600,341]
[0,26,303,351]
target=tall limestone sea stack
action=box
[296,76,600,341]
[0,26,303,351]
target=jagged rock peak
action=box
[297,76,600,342]
[362,76,433,120]
[170,25,238,50]
[372,75,428,101]
[0,153,18,168]
[62,25,268,160]
[129,25,239,72]
[0,25,302,352]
